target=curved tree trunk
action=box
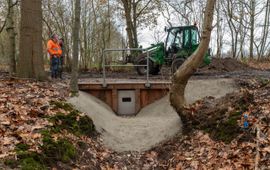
[170,0,216,122]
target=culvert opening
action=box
[118,90,136,115]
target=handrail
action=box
[102,48,150,88]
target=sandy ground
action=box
[68,78,237,152]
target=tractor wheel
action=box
[150,64,160,75]
[136,57,148,75]
[135,57,160,75]
[171,58,185,73]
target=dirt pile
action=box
[199,57,252,73]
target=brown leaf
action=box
[31,125,44,131]
[185,157,193,161]
[175,163,183,170]
[262,146,270,153]
[1,120,10,126]
[3,137,13,145]
[191,160,199,169]
[32,133,42,139]
[0,153,10,159]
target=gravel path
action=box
[68,78,237,152]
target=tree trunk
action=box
[17,0,46,80]
[258,0,270,59]
[249,0,255,59]
[70,0,81,95]
[6,0,16,77]
[215,0,221,58]
[132,2,138,48]
[170,0,216,121]
[222,0,238,59]
[122,0,135,48]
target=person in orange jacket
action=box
[47,34,62,78]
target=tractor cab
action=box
[165,25,199,61]
[164,25,211,72]
[135,25,211,75]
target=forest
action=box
[1,0,270,71]
[0,0,270,169]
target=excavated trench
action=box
[68,78,238,152]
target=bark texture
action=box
[6,0,16,76]
[170,0,216,121]
[249,0,255,59]
[17,0,45,80]
[70,0,81,95]
[121,0,136,48]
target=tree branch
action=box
[0,20,7,34]
[0,0,18,34]
[136,0,153,19]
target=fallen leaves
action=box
[247,59,270,70]
[0,78,270,169]
[0,79,68,159]
[262,146,270,153]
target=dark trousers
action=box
[50,56,64,79]
[51,57,60,78]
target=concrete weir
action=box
[68,78,237,152]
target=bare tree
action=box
[258,0,270,59]
[221,0,239,58]
[215,0,222,58]
[120,0,158,48]
[170,0,216,121]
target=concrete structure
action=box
[78,79,170,115]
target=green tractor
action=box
[135,25,211,75]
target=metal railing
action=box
[102,48,150,88]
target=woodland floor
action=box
[0,58,270,169]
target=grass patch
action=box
[258,77,270,87]
[49,101,95,136]
[4,159,19,169]
[41,133,76,164]
[20,157,47,170]
[50,111,95,137]
[4,101,96,169]
[208,111,242,144]
[50,101,74,112]
[7,133,76,169]
[15,143,30,152]
[7,150,47,170]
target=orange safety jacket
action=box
[47,39,62,58]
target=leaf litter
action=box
[0,77,269,169]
